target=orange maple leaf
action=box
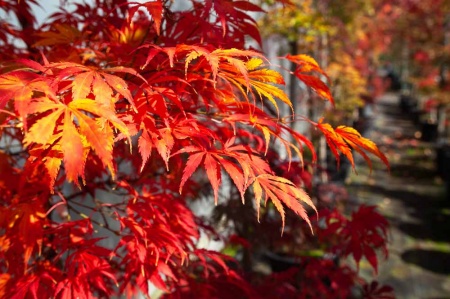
[335,126,390,171]
[316,119,389,171]
[24,98,130,186]
[49,62,142,110]
[285,54,334,104]
[252,174,316,233]
[0,71,54,124]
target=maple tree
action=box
[0,0,393,298]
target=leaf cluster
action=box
[0,0,390,298]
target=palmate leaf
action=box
[218,55,292,114]
[286,54,326,74]
[0,72,35,111]
[346,206,389,274]
[23,97,130,186]
[213,48,260,85]
[252,174,316,233]
[180,143,249,201]
[224,112,278,152]
[61,110,84,182]
[179,152,205,194]
[137,118,176,172]
[177,147,220,203]
[50,62,141,109]
[177,147,223,205]
[183,45,219,80]
[208,0,264,43]
[128,1,164,35]
[140,44,263,83]
[140,44,291,114]
[316,119,389,171]
[246,70,291,113]
[285,54,334,104]
[177,143,315,229]
[224,110,294,158]
[223,103,317,165]
[319,206,389,274]
[316,120,354,168]
[138,129,152,172]
[204,153,221,204]
[136,112,217,173]
[0,71,55,123]
[335,126,390,171]
[153,127,175,170]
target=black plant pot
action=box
[421,121,438,142]
[263,251,301,272]
[436,144,450,200]
[399,94,417,114]
[436,144,450,177]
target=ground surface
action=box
[346,92,450,299]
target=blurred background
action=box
[257,1,450,297]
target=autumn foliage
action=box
[0,0,392,298]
